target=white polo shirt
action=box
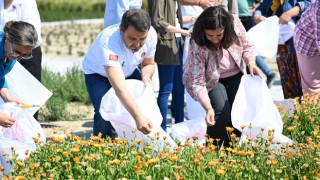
[0,0,42,47]
[104,0,142,28]
[82,24,157,78]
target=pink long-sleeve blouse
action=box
[183,15,254,106]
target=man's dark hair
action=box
[192,6,238,50]
[120,8,151,32]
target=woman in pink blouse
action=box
[294,0,320,95]
[183,6,262,147]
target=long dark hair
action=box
[192,6,238,50]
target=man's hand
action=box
[253,14,266,24]
[136,116,153,134]
[0,112,15,128]
[205,108,215,126]
[142,76,154,87]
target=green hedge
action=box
[36,0,148,22]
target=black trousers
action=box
[19,46,42,120]
[207,73,242,148]
[239,16,254,32]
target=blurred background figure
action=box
[104,0,142,28]
[294,0,320,96]
[253,0,311,99]
[238,0,277,88]
[0,0,42,120]
[148,0,191,131]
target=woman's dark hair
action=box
[192,6,238,50]
[4,21,38,48]
[120,8,151,32]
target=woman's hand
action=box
[205,108,215,126]
[279,11,292,24]
[248,62,263,78]
[6,97,22,104]
[0,112,15,128]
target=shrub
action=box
[39,67,90,121]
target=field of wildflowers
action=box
[0,94,319,179]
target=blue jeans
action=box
[256,56,273,76]
[157,37,185,131]
[84,69,142,138]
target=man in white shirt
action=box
[83,9,157,138]
[104,0,142,28]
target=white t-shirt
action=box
[82,24,157,78]
[181,5,203,29]
[104,0,142,28]
[0,0,42,47]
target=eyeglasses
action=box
[8,41,33,60]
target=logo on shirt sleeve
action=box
[109,54,118,61]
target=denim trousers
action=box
[157,37,185,131]
[84,69,142,138]
[207,73,242,148]
[256,55,273,76]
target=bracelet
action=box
[247,61,256,66]
[198,0,202,6]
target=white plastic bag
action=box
[183,36,206,120]
[278,20,295,45]
[0,103,46,175]
[100,80,177,151]
[171,118,207,145]
[231,75,292,145]
[247,16,280,58]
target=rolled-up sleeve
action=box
[296,0,311,16]
[183,41,210,105]
[148,0,169,35]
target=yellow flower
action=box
[216,169,226,175]
[247,150,254,157]
[17,161,24,167]
[170,155,178,161]
[287,126,295,132]
[32,137,39,143]
[226,127,234,133]
[237,151,246,156]
[91,136,100,141]
[0,165,4,171]
[135,139,142,144]
[104,150,111,156]
[94,144,101,149]
[231,133,237,139]
[271,159,278,165]
[293,115,299,120]
[114,137,122,143]
[240,125,246,129]
[73,157,80,163]
[62,151,68,156]
[113,159,120,165]
[71,147,80,153]
[276,169,282,173]
[14,176,25,180]
[147,158,158,165]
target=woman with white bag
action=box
[183,6,262,148]
[0,21,37,128]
